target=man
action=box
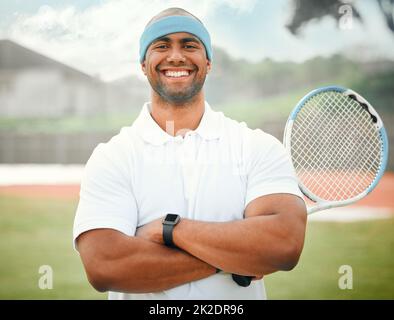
[73,7,307,300]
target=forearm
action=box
[108,238,216,293]
[172,214,302,276]
[78,230,216,293]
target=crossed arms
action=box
[76,193,307,293]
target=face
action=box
[141,32,212,105]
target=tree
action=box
[287,0,394,34]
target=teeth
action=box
[164,70,190,77]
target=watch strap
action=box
[163,222,175,247]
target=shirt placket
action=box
[177,133,199,215]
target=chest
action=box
[132,138,247,226]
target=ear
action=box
[206,60,212,74]
[141,61,147,75]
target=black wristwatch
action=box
[162,214,181,247]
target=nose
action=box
[166,47,186,63]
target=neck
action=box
[149,91,206,137]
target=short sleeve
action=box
[244,129,304,208]
[73,142,138,251]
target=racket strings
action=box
[297,97,380,174]
[296,94,380,200]
[296,110,379,200]
[291,91,382,201]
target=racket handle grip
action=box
[232,274,253,287]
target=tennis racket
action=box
[232,85,389,287]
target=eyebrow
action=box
[151,36,202,45]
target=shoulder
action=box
[219,112,284,158]
[85,126,137,178]
[243,125,281,147]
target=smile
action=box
[165,70,189,77]
[160,69,194,79]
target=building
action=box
[0,39,148,118]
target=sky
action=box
[0,0,393,81]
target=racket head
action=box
[284,86,388,213]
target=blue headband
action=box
[139,15,212,63]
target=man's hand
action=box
[135,217,164,245]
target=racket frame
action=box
[283,86,389,215]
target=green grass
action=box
[265,219,394,299]
[0,194,393,299]
[0,195,105,299]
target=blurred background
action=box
[0,0,393,299]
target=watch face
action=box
[165,214,179,222]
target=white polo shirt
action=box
[73,101,303,300]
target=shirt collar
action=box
[134,101,222,146]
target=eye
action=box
[184,44,197,49]
[155,44,169,49]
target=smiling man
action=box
[73,7,307,300]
